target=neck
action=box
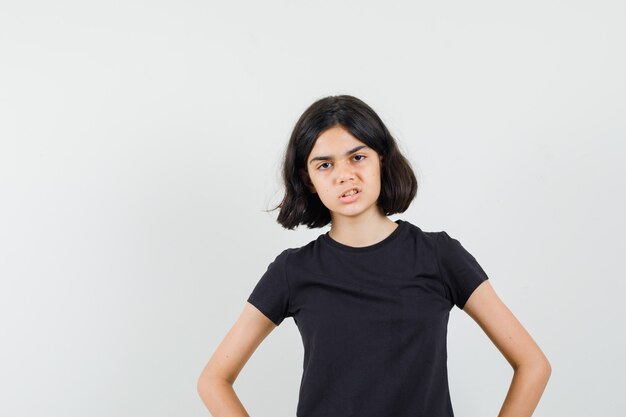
[328,213,398,248]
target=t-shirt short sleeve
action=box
[246,249,291,326]
[437,231,489,310]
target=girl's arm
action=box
[197,302,278,417]
[463,281,552,417]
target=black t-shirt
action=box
[246,219,489,417]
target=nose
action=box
[335,159,355,183]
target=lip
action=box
[338,186,361,199]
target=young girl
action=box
[197,95,551,417]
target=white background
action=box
[1,1,624,416]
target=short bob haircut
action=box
[271,94,418,230]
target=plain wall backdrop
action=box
[1,1,624,416]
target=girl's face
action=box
[304,125,384,223]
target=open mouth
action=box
[339,188,360,198]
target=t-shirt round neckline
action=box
[321,219,407,253]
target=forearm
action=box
[497,361,551,417]
[197,377,250,417]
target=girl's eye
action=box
[317,154,367,171]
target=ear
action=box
[299,169,316,194]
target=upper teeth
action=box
[342,189,358,197]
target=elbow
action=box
[196,374,207,396]
[197,374,210,400]
[197,369,217,399]
[516,356,552,381]
[536,351,552,379]
[542,357,552,379]
[197,372,232,400]
[197,375,217,412]
[512,348,552,374]
[536,359,552,388]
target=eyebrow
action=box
[308,145,369,165]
